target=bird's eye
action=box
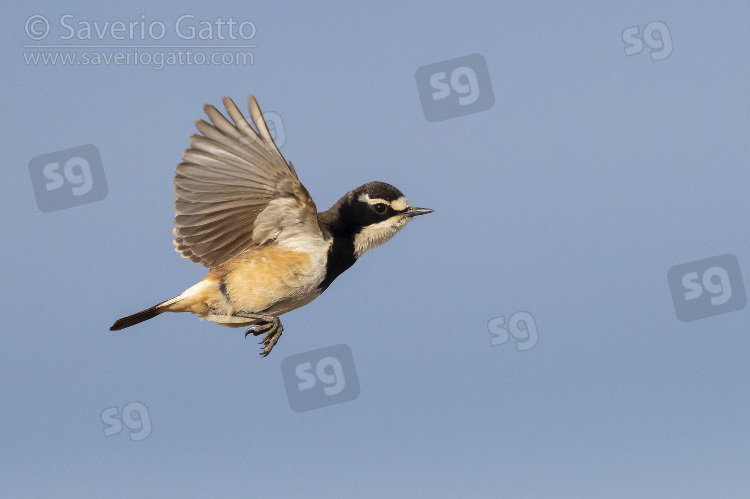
[374,203,387,214]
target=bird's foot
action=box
[235,312,284,357]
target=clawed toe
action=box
[259,325,282,357]
[244,322,270,338]
[237,313,283,357]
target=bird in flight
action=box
[110,94,432,356]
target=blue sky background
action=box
[3,1,750,497]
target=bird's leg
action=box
[233,311,284,357]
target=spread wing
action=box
[173,95,320,268]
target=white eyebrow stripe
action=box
[390,197,408,212]
[357,193,410,212]
[358,193,386,205]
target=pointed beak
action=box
[405,206,434,217]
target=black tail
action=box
[110,304,163,331]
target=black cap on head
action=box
[354,181,406,202]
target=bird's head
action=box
[342,181,433,258]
